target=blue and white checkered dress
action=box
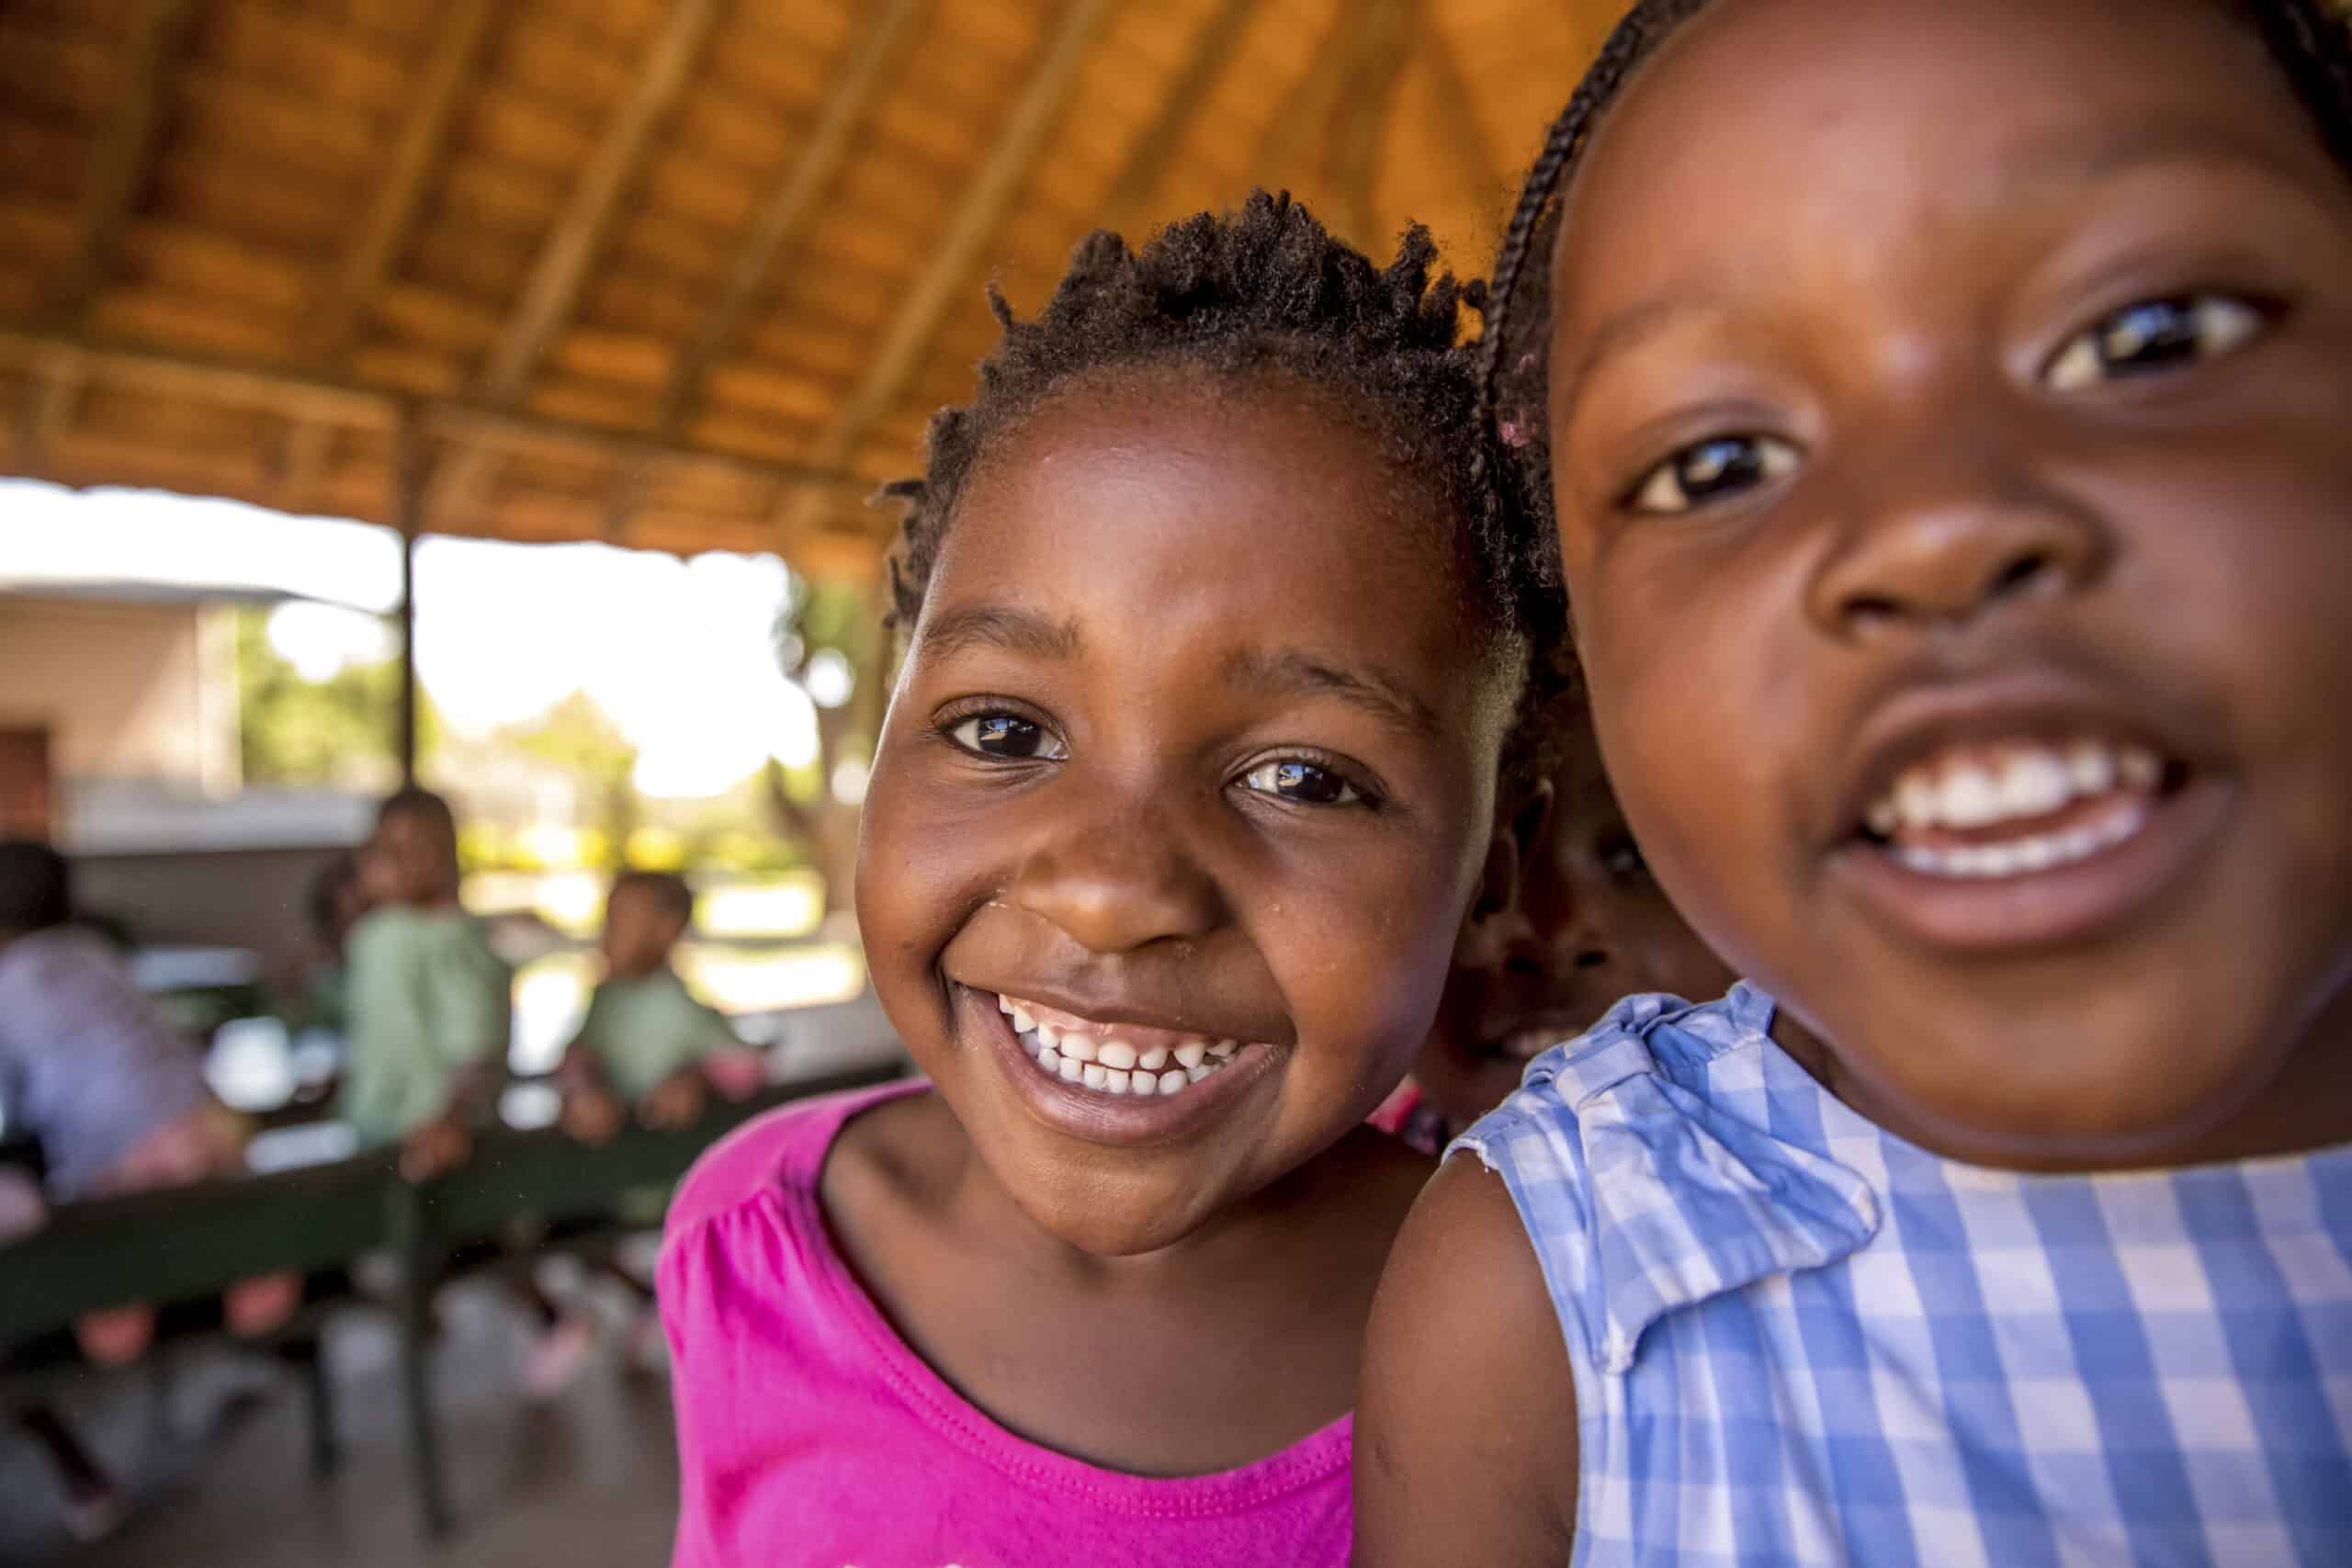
[1453,983,2352,1566]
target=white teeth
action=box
[2067,739,2115,795]
[1940,764,2005,829]
[1893,800,2149,879]
[1868,737,2170,837]
[1001,998,1244,1100]
[1996,750,2073,818]
[1895,771,1939,830]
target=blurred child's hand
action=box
[74,1304,156,1365]
[702,1046,766,1101]
[642,1070,707,1132]
[225,1272,302,1338]
[399,1113,471,1184]
[563,1086,626,1145]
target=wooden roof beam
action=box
[1420,23,1507,212]
[44,0,202,325]
[601,0,925,541]
[0,328,860,503]
[273,0,500,513]
[1096,0,1260,236]
[774,0,1116,541]
[1329,0,1418,248]
[659,0,922,435]
[305,0,499,363]
[1248,10,1357,202]
[424,0,728,532]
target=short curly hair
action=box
[881,189,1556,660]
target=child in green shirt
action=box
[558,871,760,1144]
[340,788,511,1180]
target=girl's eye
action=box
[1596,830,1653,886]
[945,713,1067,761]
[1629,434,1799,515]
[1240,760,1363,807]
[2043,293,2264,392]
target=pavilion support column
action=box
[391,412,422,787]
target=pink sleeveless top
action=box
[658,1080,1355,1567]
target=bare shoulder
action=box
[1351,1156,1578,1568]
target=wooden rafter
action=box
[1248,9,1356,202]
[423,0,728,532]
[307,0,500,363]
[1096,0,1260,235]
[774,0,1116,541]
[0,328,859,504]
[275,0,500,512]
[1329,0,1418,247]
[1419,23,1507,210]
[44,0,201,326]
[602,0,925,539]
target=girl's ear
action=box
[1454,779,1555,968]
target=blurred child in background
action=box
[340,787,510,1181]
[557,870,763,1145]
[0,840,295,1537]
[1374,683,1736,1153]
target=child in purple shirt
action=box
[658,194,1555,1565]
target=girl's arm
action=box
[1351,1156,1579,1567]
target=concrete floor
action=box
[2,1278,681,1567]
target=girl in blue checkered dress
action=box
[1353,2,2352,1563]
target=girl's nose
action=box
[1805,449,2107,640]
[1003,809,1224,955]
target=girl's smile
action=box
[1824,672,2231,953]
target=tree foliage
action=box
[235,605,433,787]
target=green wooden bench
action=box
[0,1059,905,1539]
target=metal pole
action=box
[392,410,420,786]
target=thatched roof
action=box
[0,0,1617,576]
[0,0,1618,576]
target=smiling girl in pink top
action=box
[657,192,1553,1566]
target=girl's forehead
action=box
[937,374,1462,599]
[1554,0,2310,298]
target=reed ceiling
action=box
[0,0,1624,574]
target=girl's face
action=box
[856,370,1515,1256]
[1421,699,1738,1134]
[1545,0,2352,1166]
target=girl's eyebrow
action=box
[1221,647,1441,738]
[920,603,1082,662]
[1552,294,1730,439]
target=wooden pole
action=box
[391,412,421,786]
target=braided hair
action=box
[1476,0,2352,552]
